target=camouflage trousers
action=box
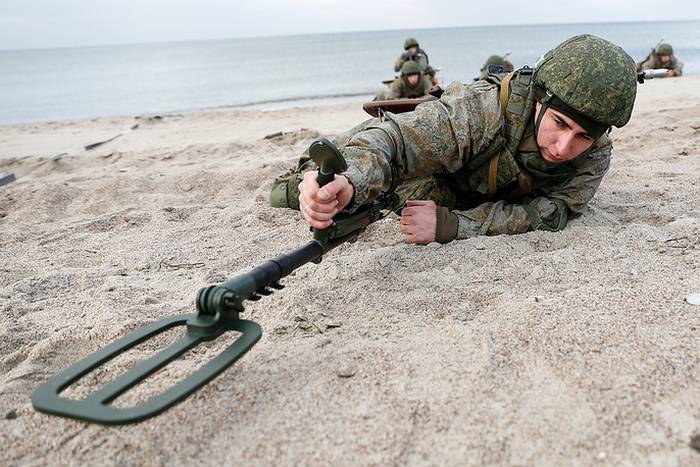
[269,157,457,212]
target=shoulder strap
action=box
[488,71,515,199]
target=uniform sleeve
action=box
[418,55,429,70]
[638,56,655,71]
[374,81,402,101]
[394,54,406,72]
[671,60,683,76]
[448,136,612,239]
[340,81,503,211]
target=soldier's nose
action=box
[557,132,576,157]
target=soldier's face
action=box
[407,74,420,85]
[535,103,595,163]
[658,54,671,64]
[407,46,418,55]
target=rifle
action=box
[31,139,400,425]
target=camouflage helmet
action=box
[403,37,419,50]
[400,60,423,76]
[482,54,507,69]
[655,43,673,55]
[533,34,637,132]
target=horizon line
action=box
[1,17,698,53]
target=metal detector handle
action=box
[307,139,349,255]
[309,138,347,188]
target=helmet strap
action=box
[534,90,553,145]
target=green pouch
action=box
[269,172,303,210]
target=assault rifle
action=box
[31,139,400,425]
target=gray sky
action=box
[2,0,699,50]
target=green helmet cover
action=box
[400,60,423,76]
[533,34,637,129]
[655,43,673,55]
[404,37,419,50]
[483,54,507,69]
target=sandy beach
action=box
[1,75,700,465]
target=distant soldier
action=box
[476,54,515,81]
[394,37,436,83]
[636,43,683,77]
[375,61,432,101]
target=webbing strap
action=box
[488,71,515,199]
[505,170,545,202]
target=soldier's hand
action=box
[298,171,354,229]
[400,200,437,245]
[667,69,674,77]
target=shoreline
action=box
[0,93,376,132]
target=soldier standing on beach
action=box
[374,61,433,101]
[272,35,638,244]
[636,43,683,77]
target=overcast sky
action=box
[2,0,699,50]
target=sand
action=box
[1,76,700,466]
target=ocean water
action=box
[1,20,698,126]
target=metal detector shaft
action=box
[30,138,372,425]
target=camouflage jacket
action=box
[637,54,683,76]
[374,75,433,100]
[394,49,430,73]
[336,80,612,239]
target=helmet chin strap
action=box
[534,90,553,145]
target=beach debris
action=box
[158,260,205,270]
[264,130,285,139]
[84,124,139,151]
[293,315,323,334]
[263,128,320,145]
[690,433,700,452]
[658,235,700,255]
[325,322,342,329]
[0,173,16,188]
[45,122,140,160]
[5,409,18,420]
[134,114,162,121]
[687,294,700,306]
[336,362,357,378]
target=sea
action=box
[1,20,698,126]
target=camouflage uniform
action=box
[273,79,610,239]
[394,49,430,73]
[636,44,683,77]
[374,74,433,100]
[271,35,637,242]
[339,79,612,239]
[394,37,433,82]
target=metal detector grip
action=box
[309,138,347,187]
[308,139,349,256]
